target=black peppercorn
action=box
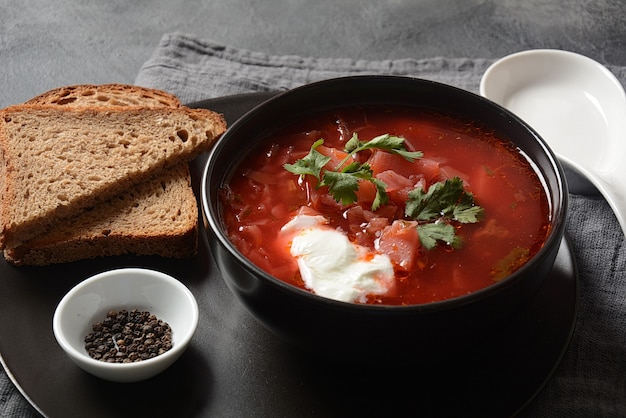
[84,309,173,363]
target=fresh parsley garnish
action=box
[405,177,482,222]
[283,134,483,250]
[406,177,484,249]
[282,139,330,182]
[284,134,419,211]
[416,222,459,250]
[343,133,423,163]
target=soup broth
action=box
[220,106,551,305]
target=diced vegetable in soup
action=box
[220,106,551,305]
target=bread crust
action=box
[4,230,199,265]
[25,84,182,109]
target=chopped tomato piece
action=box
[376,170,413,206]
[415,158,442,183]
[354,179,377,204]
[344,205,367,225]
[463,166,501,212]
[376,170,413,192]
[369,150,442,183]
[368,150,417,177]
[377,220,421,271]
[317,145,353,171]
[439,165,470,184]
[365,217,390,235]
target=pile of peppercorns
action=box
[84,309,173,363]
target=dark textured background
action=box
[1,0,625,108]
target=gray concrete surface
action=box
[1,0,625,108]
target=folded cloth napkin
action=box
[136,33,495,103]
[2,32,624,417]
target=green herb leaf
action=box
[394,148,425,161]
[367,134,424,161]
[321,162,389,210]
[406,177,479,221]
[453,204,484,224]
[344,133,361,154]
[406,177,484,249]
[322,168,363,206]
[283,139,330,182]
[370,178,388,212]
[417,223,460,250]
[343,133,423,165]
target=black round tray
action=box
[0,92,578,417]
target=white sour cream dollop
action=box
[281,214,395,303]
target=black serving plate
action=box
[0,92,578,418]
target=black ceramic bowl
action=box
[201,76,568,357]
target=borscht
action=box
[220,105,551,305]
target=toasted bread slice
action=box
[0,104,226,250]
[3,85,201,265]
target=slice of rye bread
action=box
[0,104,226,250]
[4,163,198,265]
[2,85,198,265]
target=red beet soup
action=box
[220,105,551,306]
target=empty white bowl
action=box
[53,268,198,383]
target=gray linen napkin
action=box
[136,33,626,417]
[0,369,39,417]
[136,33,495,103]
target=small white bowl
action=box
[53,268,198,383]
